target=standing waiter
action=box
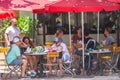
[5,18,21,47]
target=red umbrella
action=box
[0,7,15,19]
[43,0,120,13]
[0,0,59,11]
[107,0,120,3]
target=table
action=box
[24,52,47,77]
[88,50,112,76]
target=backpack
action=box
[85,39,100,50]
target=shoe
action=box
[75,70,81,75]
[20,75,29,79]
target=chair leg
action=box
[5,67,20,79]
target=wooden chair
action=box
[0,47,21,79]
[62,45,76,77]
[102,45,113,59]
[102,45,120,72]
[43,51,59,77]
[0,47,9,78]
[45,42,53,47]
[74,43,82,49]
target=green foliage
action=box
[0,19,11,39]
[17,16,37,38]
[96,45,103,49]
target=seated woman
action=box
[72,27,82,55]
[101,27,115,46]
[71,27,82,74]
[51,38,70,76]
[55,29,64,42]
[22,36,37,77]
[6,36,27,78]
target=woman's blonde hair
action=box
[55,29,63,37]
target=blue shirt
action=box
[6,44,21,64]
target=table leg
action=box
[98,54,104,76]
[37,55,46,77]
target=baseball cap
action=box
[53,38,62,43]
[13,36,21,43]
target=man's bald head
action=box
[11,18,17,27]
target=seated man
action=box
[101,27,115,46]
[51,38,71,76]
[6,36,27,78]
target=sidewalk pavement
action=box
[17,75,120,80]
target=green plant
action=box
[96,45,103,50]
[17,16,37,38]
[0,18,11,39]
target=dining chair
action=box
[62,46,76,77]
[45,41,53,47]
[102,46,120,73]
[0,47,8,79]
[43,51,59,77]
[1,47,21,79]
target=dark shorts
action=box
[10,59,22,65]
[58,52,62,59]
[75,49,82,56]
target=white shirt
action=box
[52,42,70,61]
[5,26,20,41]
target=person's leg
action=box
[32,56,37,71]
[48,58,52,74]
[21,59,27,77]
[58,59,63,75]
[58,52,63,76]
[26,56,34,70]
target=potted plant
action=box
[96,45,103,52]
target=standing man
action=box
[5,18,21,47]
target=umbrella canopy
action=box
[0,0,59,11]
[0,7,15,19]
[33,0,120,13]
[107,0,120,3]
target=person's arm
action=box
[20,42,28,48]
[17,56,22,60]
[4,33,10,47]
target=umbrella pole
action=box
[33,13,35,40]
[97,12,100,42]
[81,12,85,75]
[68,12,71,48]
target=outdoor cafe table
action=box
[24,52,47,77]
[88,50,112,75]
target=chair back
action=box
[75,43,82,48]
[47,52,59,58]
[103,45,113,51]
[0,47,8,53]
[0,47,9,73]
[45,42,53,47]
